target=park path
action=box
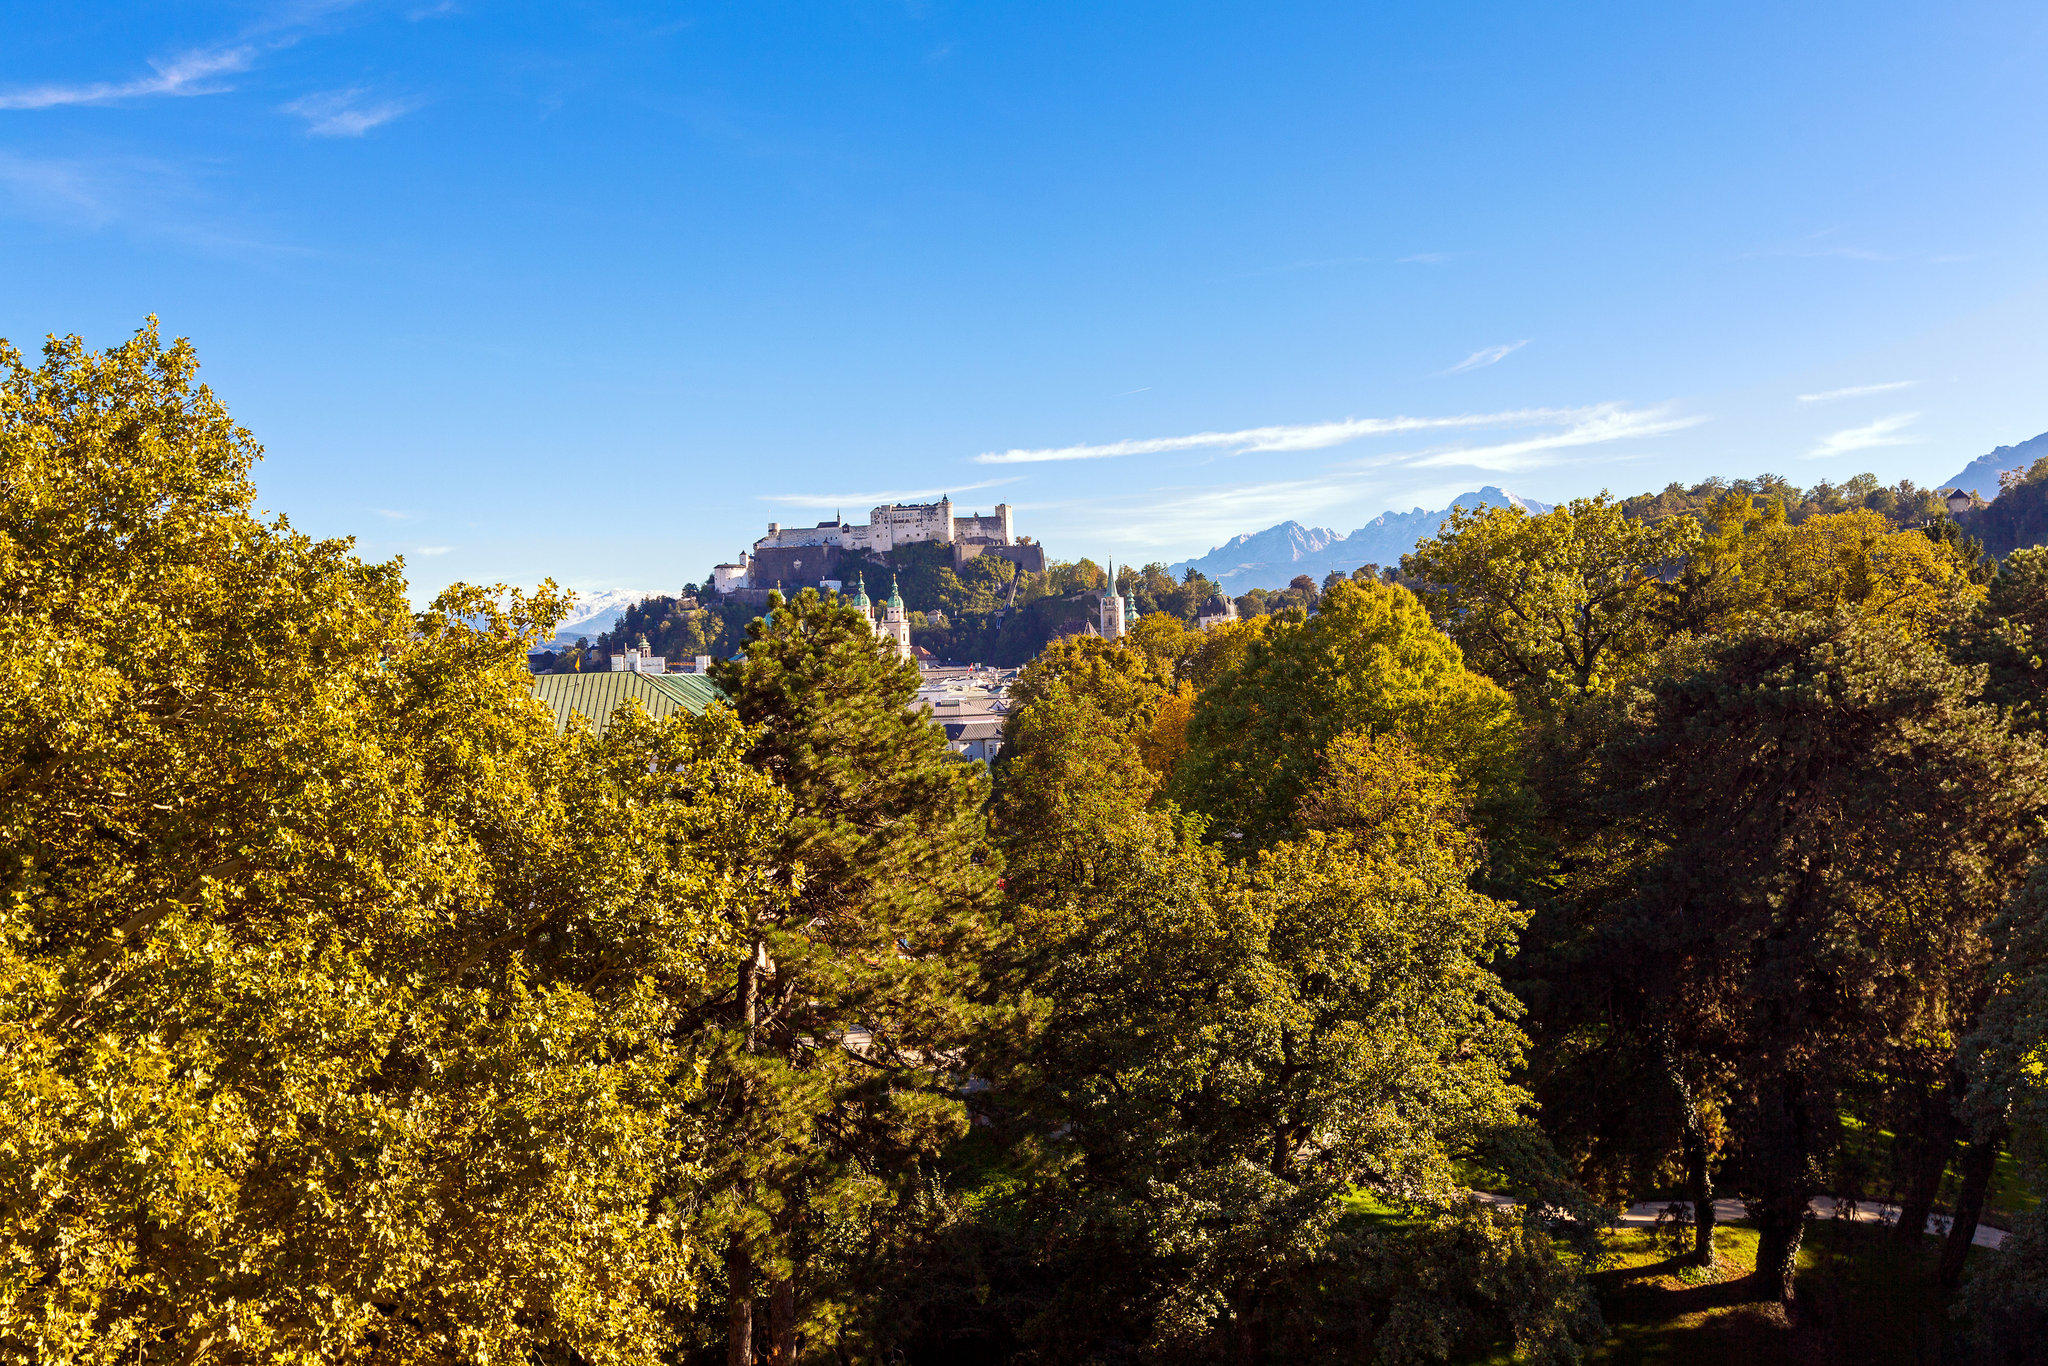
[1612,1196,2008,1250]
[1473,1193,2010,1249]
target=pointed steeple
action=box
[849,573,871,611]
[887,574,905,612]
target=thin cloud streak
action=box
[1050,476,1374,552]
[0,45,257,110]
[412,545,454,556]
[1797,380,1917,403]
[0,149,309,257]
[974,407,1581,465]
[1401,403,1707,473]
[761,477,1018,508]
[284,88,418,136]
[1805,412,1920,460]
[1439,340,1528,375]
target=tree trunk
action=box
[1749,1071,1814,1303]
[766,1276,797,1366]
[726,1234,756,1366]
[1891,1080,1959,1248]
[1752,1195,1806,1303]
[1663,1034,1717,1267]
[1937,1128,2004,1288]
[1682,1113,1716,1267]
[727,940,770,1366]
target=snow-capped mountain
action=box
[546,589,662,644]
[1168,487,1553,593]
[1168,521,1346,589]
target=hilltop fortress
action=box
[714,497,1045,594]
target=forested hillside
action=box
[575,469,1978,670]
[8,327,2048,1364]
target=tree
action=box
[1679,503,1981,642]
[1587,610,2046,1301]
[1956,544,2048,734]
[993,728,1594,1361]
[707,588,1005,1363]
[1174,579,1520,851]
[1126,609,1201,682]
[1010,633,1172,726]
[0,323,790,1361]
[1402,495,1702,714]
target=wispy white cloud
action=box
[973,407,1579,466]
[761,477,1019,508]
[1400,403,1708,473]
[1398,252,1451,264]
[372,507,416,520]
[0,45,257,110]
[1747,244,1896,262]
[1438,340,1528,376]
[1796,380,1917,404]
[412,545,454,556]
[1805,412,1920,461]
[283,88,418,136]
[1046,476,1376,552]
[0,148,306,256]
[0,150,126,225]
[0,4,384,118]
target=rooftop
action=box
[529,670,727,737]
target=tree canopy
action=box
[1173,578,1521,850]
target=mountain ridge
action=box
[1941,430,2048,498]
[1168,486,1554,593]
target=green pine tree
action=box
[705,588,1005,1364]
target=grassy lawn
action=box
[1583,1218,1981,1365]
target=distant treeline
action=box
[561,468,2024,671]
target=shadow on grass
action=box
[1585,1220,1981,1366]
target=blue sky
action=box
[4,2,2046,602]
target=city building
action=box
[610,637,666,673]
[915,665,1015,762]
[877,576,911,660]
[1098,561,1128,641]
[1197,592,1239,629]
[844,574,912,661]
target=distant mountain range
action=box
[1941,431,2048,498]
[545,589,661,645]
[1167,486,1554,593]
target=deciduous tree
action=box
[0,323,790,1362]
[1403,495,1701,713]
[1588,610,2045,1301]
[1174,578,1520,850]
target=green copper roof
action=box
[848,573,870,609]
[887,574,904,610]
[529,670,727,737]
